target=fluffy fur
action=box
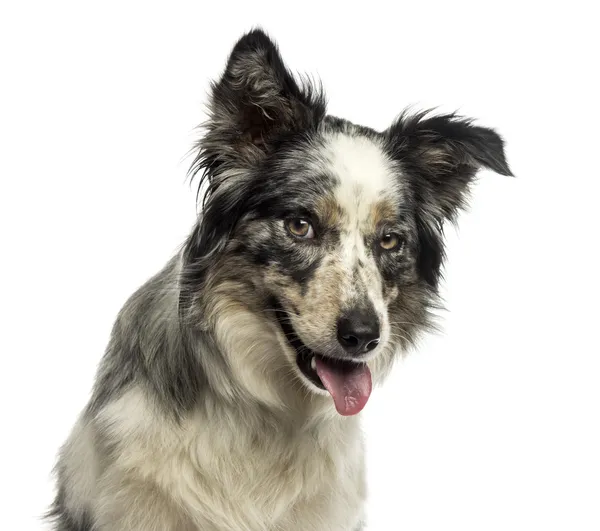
[48,29,512,530]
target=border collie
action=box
[48,29,511,531]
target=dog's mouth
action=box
[272,300,372,416]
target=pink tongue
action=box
[314,358,372,416]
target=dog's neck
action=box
[193,381,360,450]
[193,328,348,431]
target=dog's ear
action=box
[387,111,512,221]
[191,29,326,182]
[386,111,512,288]
[181,30,326,314]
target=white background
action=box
[1,1,599,530]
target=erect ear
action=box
[191,29,326,181]
[386,111,513,222]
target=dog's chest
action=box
[179,417,366,530]
[100,390,366,530]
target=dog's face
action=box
[181,30,511,415]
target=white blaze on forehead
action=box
[321,132,399,229]
[319,133,399,311]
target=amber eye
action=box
[286,218,315,239]
[380,232,402,251]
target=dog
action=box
[48,29,511,531]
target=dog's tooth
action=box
[310,357,316,371]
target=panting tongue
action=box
[314,357,372,416]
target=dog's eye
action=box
[286,218,315,239]
[380,232,403,251]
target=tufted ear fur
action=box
[387,111,512,221]
[189,28,326,188]
[386,111,513,288]
[182,30,326,313]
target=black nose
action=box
[336,309,381,356]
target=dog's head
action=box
[181,30,511,415]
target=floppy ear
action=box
[386,111,512,288]
[190,28,326,185]
[387,111,513,222]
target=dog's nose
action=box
[336,309,380,356]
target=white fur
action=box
[324,132,399,228]
[57,386,366,530]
